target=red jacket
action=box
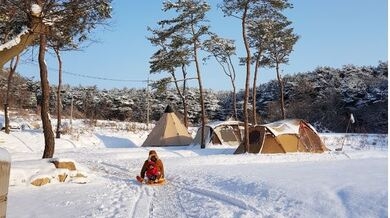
[140,152,164,179]
[146,161,159,177]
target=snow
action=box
[0,147,10,162]
[31,4,42,16]
[203,120,243,129]
[262,119,302,135]
[0,28,29,52]
[0,115,387,217]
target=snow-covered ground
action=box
[0,119,387,218]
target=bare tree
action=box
[53,47,62,138]
[204,35,238,119]
[4,55,19,134]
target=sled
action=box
[136,176,166,186]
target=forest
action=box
[0,61,387,133]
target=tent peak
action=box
[164,105,174,113]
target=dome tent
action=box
[235,119,328,154]
[191,120,244,147]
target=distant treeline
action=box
[0,62,387,133]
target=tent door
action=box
[248,126,266,153]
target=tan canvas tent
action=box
[191,120,244,147]
[235,119,328,154]
[142,105,192,147]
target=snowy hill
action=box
[0,118,387,217]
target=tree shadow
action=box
[95,133,138,148]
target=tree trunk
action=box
[0,17,45,69]
[242,3,251,153]
[54,48,62,138]
[0,32,37,69]
[181,65,189,128]
[4,56,19,134]
[215,55,238,120]
[171,69,189,128]
[231,80,237,120]
[191,24,206,149]
[194,54,206,149]
[227,56,237,120]
[276,62,286,119]
[252,55,260,125]
[3,106,8,134]
[182,93,188,128]
[39,34,55,159]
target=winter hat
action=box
[148,150,159,160]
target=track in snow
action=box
[9,133,34,152]
[146,177,265,217]
[76,158,304,217]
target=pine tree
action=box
[150,0,214,148]
[265,19,299,119]
[148,29,191,128]
[0,0,112,158]
[221,0,294,152]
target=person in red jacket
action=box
[145,160,159,181]
[139,150,164,183]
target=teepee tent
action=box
[142,105,192,147]
[235,119,328,154]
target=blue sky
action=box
[17,0,388,91]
